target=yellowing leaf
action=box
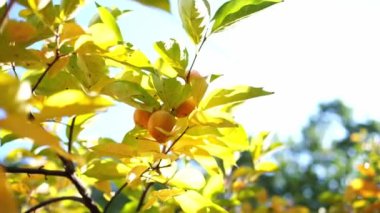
[60,0,85,19]
[36,89,113,121]
[255,162,278,173]
[218,125,249,151]
[96,4,123,42]
[190,110,236,128]
[134,0,170,12]
[0,167,18,213]
[0,114,70,159]
[84,160,128,180]
[168,167,205,190]
[4,20,37,43]
[174,190,227,213]
[91,142,135,158]
[48,55,70,77]
[154,39,188,77]
[153,188,184,201]
[89,23,119,49]
[178,0,208,44]
[203,174,224,199]
[200,86,273,109]
[61,22,85,41]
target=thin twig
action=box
[10,62,18,79]
[165,126,190,154]
[68,116,77,154]
[3,166,66,177]
[135,182,154,212]
[66,174,100,213]
[32,34,61,93]
[103,181,129,213]
[25,196,84,213]
[0,0,16,31]
[186,29,209,82]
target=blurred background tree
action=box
[258,100,380,211]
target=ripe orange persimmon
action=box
[133,109,151,129]
[188,70,202,82]
[175,97,196,117]
[147,110,176,143]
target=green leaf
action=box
[212,0,281,33]
[154,39,188,78]
[89,7,131,26]
[168,167,205,190]
[60,0,85,20]
[104,45,153,71]
[174,190,227,213]
[178,0,208,44]
[35,89,113,121]
[200,86,273,109]
[134,0,170,12]
[102,80,160,111]
[152,75,191,110]
[0,129,18,146]
[84,160,128,180]
[203,173,224,199]
[96,4,123,42]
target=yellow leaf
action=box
[89,23,118,49]
[174,190,227,213]
[255,162,278,173]
[48,55,70,77]
[153,188,184,201]
[0,167,18,213]
[36,89,113,121]
[127,165,149,185]
[61,22,85,42]
[0,114,71,159]
[4,20,37,43]
[91,143,136,158]
[168,167,205,190]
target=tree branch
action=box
[103,180,129,213]
[25,196,84,213]
[66,174,100,213]
[186,28,209,82]
[136,182,154,212]
[3,166,66,177]
[0,0,16,31]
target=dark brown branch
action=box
[0,0,16,31]
[135,182,154,212]
[31,54,60,93]
[25,196,84,213]
[3,166,66,177]
[10,62,18,79]
[66,174,100,213]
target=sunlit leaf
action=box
[89,23,119,49]
[47,55,70,77]
[218,125,249,151]
[84,160,128,180]
[90,142,136,159]
[61,22,86,42]
[104,45,153,71]
[168,167,205,190]
[203,173,224,199]
[154,39,188,78]
[174,190,227,213]
[36,89,112,121]
[134,0,170,12]
[61,0,85,20]
[255,161,278,172]
[102,80,160,111]
[200,86,273,109]
[0,114,70,159]
[3,20,37,43]
[152,75,191,110]
[190,110,236,128]
[0,39,40,64]
[178,0,208,44]
[89,7,131,26]
[0,167,18,213]
[96,4,123,42]
[212,0,281,33]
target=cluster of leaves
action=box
[0,0,282,212]
[259,100,380,212]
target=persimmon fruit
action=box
[188,70,203,82]
[176,97,196,117]
[147,110,176,143]
[133,109,151,129]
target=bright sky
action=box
[79,0,380,142]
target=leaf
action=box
[200,86,273,109]
[153,76,191,110]
[255,161,278,172]
[0,167,18,213]
[96,4,123,42]
[0,114,70,159]
[178,0,208,44]
[203,173,224,198]
[212,0,281,33]
[61,22,86,42]
[36,89,113,121]
[101,80,160,111]
[134,0,170,12]
[89,7,131,26]
[3,20,37,43]
[153,188,184,201]
[90,142,136,159]
[65,113,95,142]
[154,39,188,78]
[104,45,153,71]
[89,23,119,49]
[84,160,128,180]
[174,190,227,213]
[0,39,40,64]
[218,125,249,151]
[168,167,205,190]
[190,110,236,128]
[60,0,85,20]
[47,55,70,77]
